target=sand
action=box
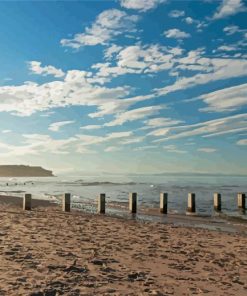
[0,196,247,296]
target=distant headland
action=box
[0,165,54,177]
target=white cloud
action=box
[120,137,144,145]
[163,145,187,154]
[61,9,139,48]
[196,21,208,31]
[152,114,247,142]
[0,129,136,157]
[148,127,170,137]
[80,125,102,130]
[117,44,181,72]
[76,145,97,154]
[2,130,12,134]
[197,83,247,112]
[164,29,191,39]
[75,131,133,145]
[204,126,247,138]
[223,25,241,35]
[75,134,105,146]
[0,70,132,117]
[197,148,217,153]
[155,49,247,97]
[28,61,65,78]
[48,121,75,132]
[212,0,246,20]
[29,132,133,155]
[104,146,122,152]
[40,112,55,118]
[3,46,247,124]
[3,78,12,82]
[105,105,163,127]
[134,145,157,151]
[185,17,194,24]
[144,117,183,128]
[183,17,207,32]
[120,0,166,12]
[104,131,136,152]
[116,44,176,72]
[237,139,247,145]
[0,134,78,156]
[217,45,238,51]
[23,134,77,155]
[169,10,185,18]
[92,44,183,81]
[107,131,133,139]
[215,38,247,56]
[92,61,140,80]
[104,44,123,60]
[88,93,156,118]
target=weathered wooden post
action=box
[23,193,32,211]
[237,193,246,210]
[62,193,71,212]
[129,192,137,213]
[187,193,196,213]
[98,193,106,214]
[214,193,222,211]
[160,192,168,214]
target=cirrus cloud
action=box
[197,148,217,153]
[48,121,75,132]
[104,105,163,127]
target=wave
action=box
[59,181,140,186]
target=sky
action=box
[0,0,247,175]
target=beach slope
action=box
[0,197,247,295]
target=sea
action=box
[0,174,246,218]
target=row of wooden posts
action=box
[22,192,246,213]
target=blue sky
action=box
[0,0,247,175]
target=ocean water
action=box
[0,174,246,217]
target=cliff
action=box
[0,165,54,177]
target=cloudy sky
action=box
[0,0,247,175]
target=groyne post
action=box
[237,193,246,210]
[23,193,32,211]
[214,193,222,211]
[98,193,106,214]
[187,193,196,213]
[62,193,71,212]
[160,192,168,214]
[129,192,137,213]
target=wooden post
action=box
[98,193,105,214]
[160,193,168,214]
[187,193,196,213]
[129,192,137,213]
[23,193,32,211]
[238,193,246,210]
[214,193,222,211]
[62,193,71,212]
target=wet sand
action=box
[0,195,247,295]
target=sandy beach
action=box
[0,195,247,296]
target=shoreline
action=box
[1,194,247,235]
[0,194,57,209]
